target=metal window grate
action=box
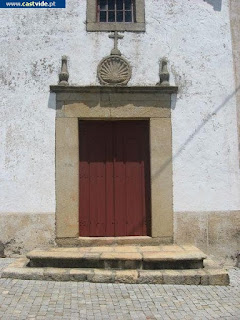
[97,0,135,23]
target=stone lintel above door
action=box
[52,85,178,244]
[51,85,178,119]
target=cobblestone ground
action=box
[0,259,239,320]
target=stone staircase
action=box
[1,244,229,285]
[27,245,205,269]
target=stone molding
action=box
[50,85,178,94]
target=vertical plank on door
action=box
[79,122,114,236]
[114,121,149,236]
[125,129,144,236]
[114,123,127,236]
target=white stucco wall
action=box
[0,0,239,215]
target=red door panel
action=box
[79,122,114,236]
[114,122,149,236]
[79,121,150,237]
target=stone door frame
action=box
[51,85,178,245]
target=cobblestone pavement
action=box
[0,259,239,320]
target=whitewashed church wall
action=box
[0,0,239,260]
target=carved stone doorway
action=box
[51,85,177,245]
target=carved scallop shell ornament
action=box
[97,55,132,86]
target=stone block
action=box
[150,118,173,238]
[7,257,28,268]
[175,211,240,265]
[69,269,92,281]
[198,270,209,285]
[64,102,110,118]
[174,212,208,252]
[87,269,115,283]
[101,252,142,260]
[56,118,79,238]
[182,270,201,285]
[162,270,186,285]
[90,247,114,252]
[204,258,222,269]
[43,268,70,281]
[0,213,55,257]
[113,246,140,252]
[142,251,205,261]
[115,270,138,283]
[208,211,240,261]
[2,267,44,281]
[161,245,185,252]
[84,252,101,259]
[207,269,230,286]
[140,246,162,252]
[138,271,164,284]
[109,103,170,118]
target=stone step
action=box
[26,245,207,270]
[56,236,171,247]
[1,257,230,285]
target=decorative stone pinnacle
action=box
[109,31,124,56]
[157,58,170,86]
[59,55,69,86]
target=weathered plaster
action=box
[1,1,239,214]
[0,213,55,257]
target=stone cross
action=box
[109,31,124,56]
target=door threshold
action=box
[56,236,173,247]
[79,236,151,240]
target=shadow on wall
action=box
[48,92,56,110]
[153,84,240,180]
[204,0,222,11]
[0,241,5,258]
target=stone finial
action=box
[157,58,170,86]
[59,55,69,86]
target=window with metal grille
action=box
[86,0,145,32]
[97,0,135,23]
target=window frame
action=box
[86,0,145,32]
[97,0,135,24]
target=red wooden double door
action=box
[79,121,151,237]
